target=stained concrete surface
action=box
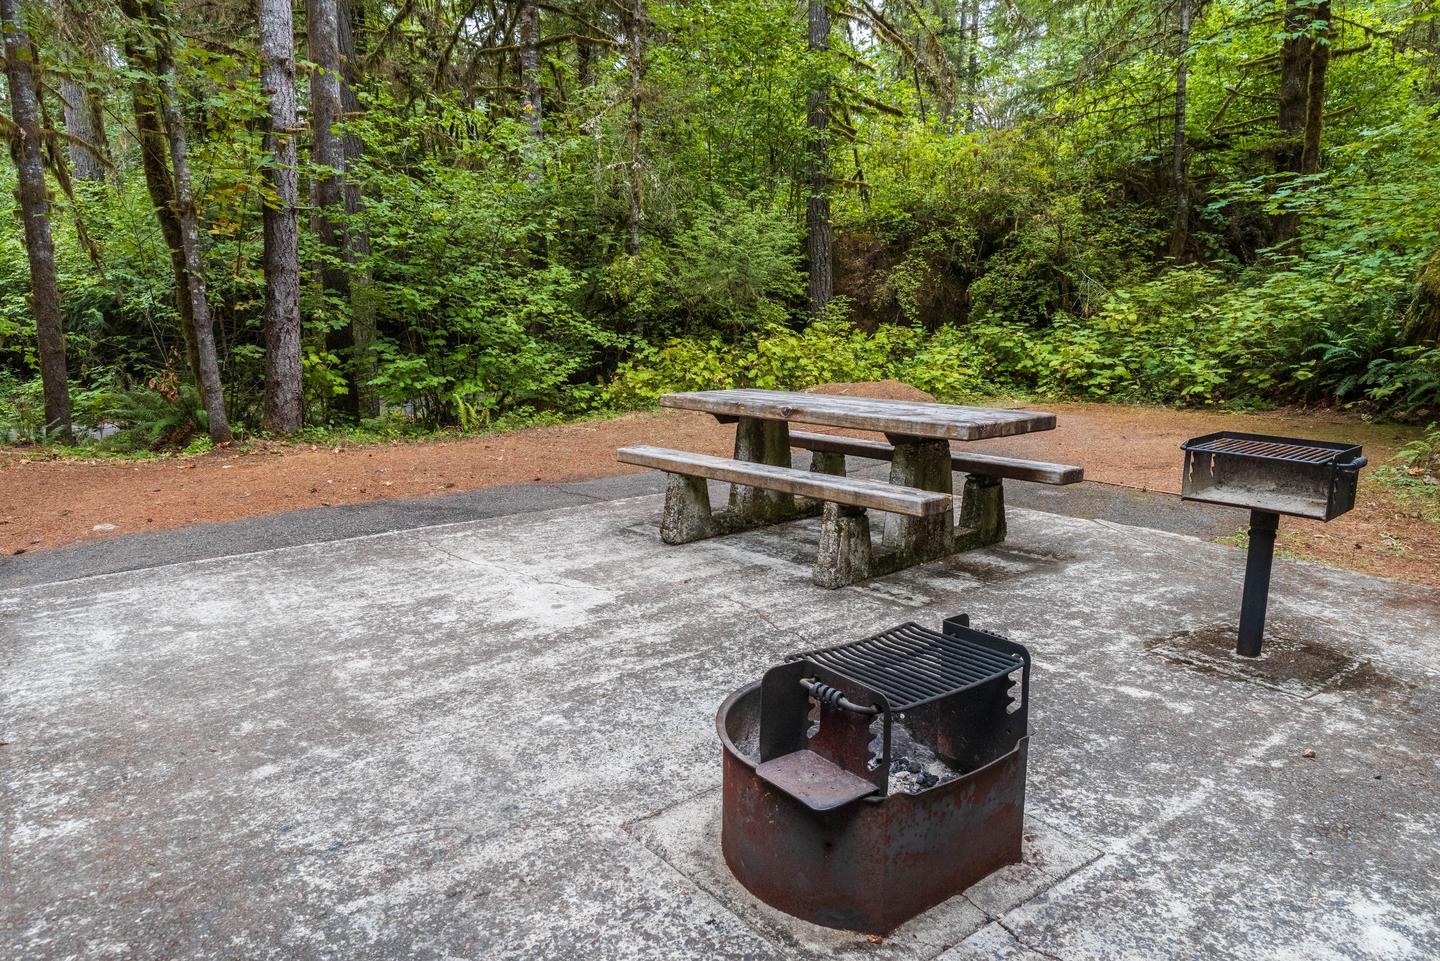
[3,489,1438,960]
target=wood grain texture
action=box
[660,389,1055,440]
[616,445,951,516]
[788,430,1083,484]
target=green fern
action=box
[106,382,209,451]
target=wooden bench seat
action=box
[788,431,1083,485]
[617,446,951,516]
[616,445,952,588]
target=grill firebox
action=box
[717,614,1030,934]
[1181,431,1364,521]
[1180,431,1366,656]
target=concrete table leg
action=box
[657,416,821,545]
[883,436,955,563]
[799,450,848,514]
[728,417,796,523]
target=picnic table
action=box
[617,389,1080,588]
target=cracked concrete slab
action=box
[2,492,1437,960]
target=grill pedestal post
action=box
[1237,509,1279,657]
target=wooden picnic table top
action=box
[659,389,1055,442]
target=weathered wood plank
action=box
[788,430,1084,485]
[951,451,1082,485]
[615,445,951,516]
[659,389,1055,441]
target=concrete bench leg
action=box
[955,474,1006,550]
[814,503,872,589]
[661,473,716,544]
[809,450,847,477]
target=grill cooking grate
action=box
[1181,432,1356,466]
[789,623,1023,711]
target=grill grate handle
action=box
[800,677,881,715]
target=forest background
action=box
[3,0,1440,453]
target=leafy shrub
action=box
[604,315,997,407]
[745,311,921,389]
[349,101,621,427]
[601,195,805,335]
[602,336,741,407]
[898,326,1002,400]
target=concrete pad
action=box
[3,494,1438,960]
[629,792,1101,960]
[0,459,1231,590]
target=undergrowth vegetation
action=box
[4,0,1440,452]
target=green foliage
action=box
[6,0,1440,453]
[606,317,995,406]
[601,196,805,334]
[0,371,49,443]
[98,375,211,451]
[1374,424,1440,520]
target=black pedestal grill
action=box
[716,614,1030,934]
[1181,431,1366,656]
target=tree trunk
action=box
[309,0,359,419]
[805,0,833,317]
[519,0,542,140]
[1300,0,1330,176]
[309,0,345,284]
[259,0,303,432]
[119,0,207,381]
[577,33,592,89]
[1168,0,1192,262]
[37,77,103,267]
[1407,249,1440,347]
[54,0,111,182]
[964,0,979,132]
[625,0,646,256]
[1274,0,1314,244]
[338,0,378,417]
[2,0,71,440]
[58,76,106,182]
[147,0,231,443]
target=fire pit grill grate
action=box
[788,623,1022,711]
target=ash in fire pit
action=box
[716,614,1031,934]
[881,723,959,794]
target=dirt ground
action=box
[3,381,1436,588]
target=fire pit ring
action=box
[715,614,1030,934]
